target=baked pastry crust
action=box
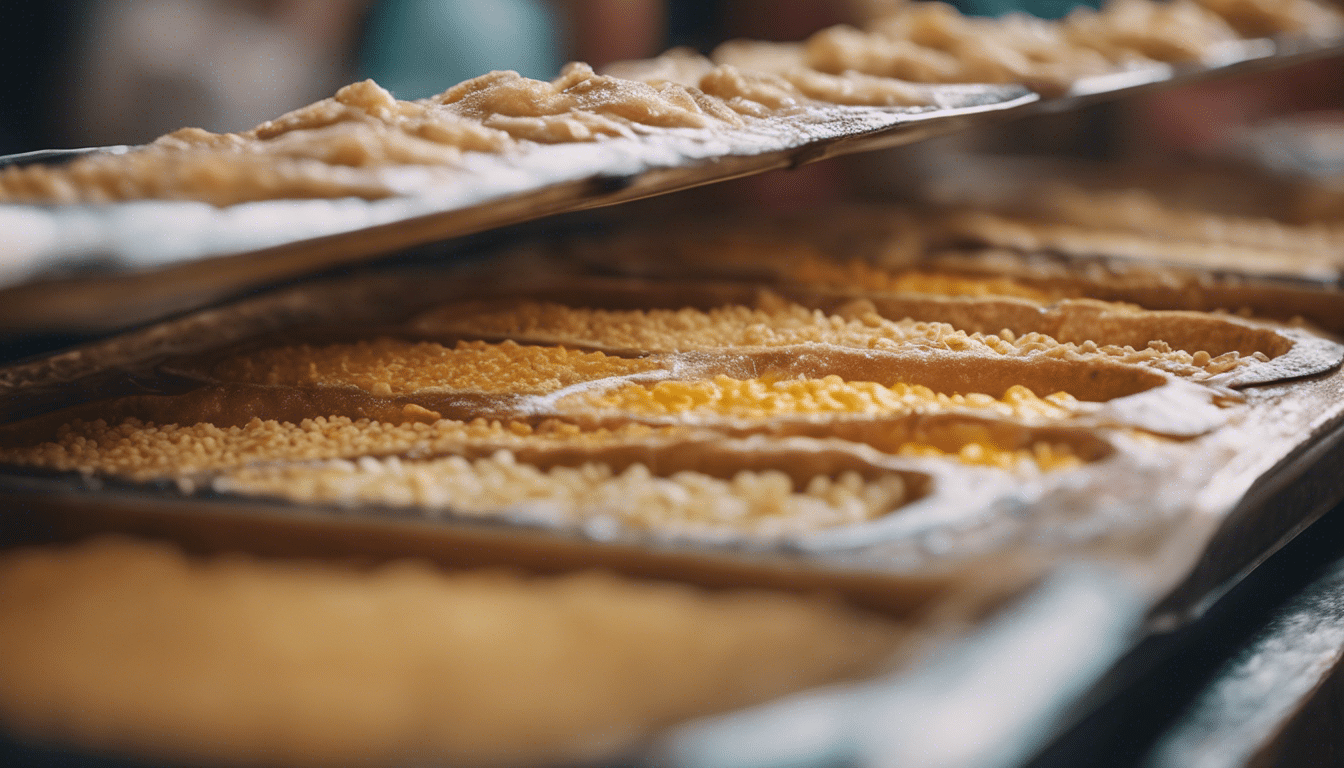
[0,537,905,766]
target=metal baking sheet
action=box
[1,32,1342,332]
[2,240,1344,768]
[1142,522,1344,768]
[1054,33,1344,105]
[0,84,1036,332]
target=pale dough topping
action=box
[797,0,1341,95]
[0,60,873,206]
[2,0,1336,205]
[0,63,794,206]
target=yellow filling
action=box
[897,442,1083,471]
[209,338,659,395]
[569,375,1078,420]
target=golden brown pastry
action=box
[0,537,906,767]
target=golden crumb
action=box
[0,416,677,482]
[897,441,1084,471]
[418,297,1249,378]
[416,297,1002,353]
[209,338,660,395]
[565,375,1078,420]
[215,452,911,536]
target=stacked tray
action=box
[4,0,1344,763]
[2,203,1344,764]
[3,0,1344,332]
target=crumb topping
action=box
[209,338,659,395]
[564,375,1078,420]
[0,416,676,482]
[214,451,911,536]
[419,297,1261,377]
[419,296,1003,353]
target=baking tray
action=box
[880,153,1344,287]
[1,30,1341,333]
[2,229,1343,767]
[0,84,1035,332]
[1141,508,1344,768]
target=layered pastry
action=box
[569,188,1344,331]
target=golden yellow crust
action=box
[0,537,905,766]
[789,258,1068,302]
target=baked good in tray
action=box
[1,0,1337,206]
[2,195,1343,765]
[0,537,906,767]
[1,1,1343,760]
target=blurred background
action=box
[0,0,831,153]
[2,0,1338,167]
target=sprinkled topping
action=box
[418,296,1000,353]
[209,338,660,395]
[215,451,910,536]
[565,376,1078,420]
[418,297,1257,377]
[897,442,1083,471]
[0,416,675,482]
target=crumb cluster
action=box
[210,338,660,395]
[216,451,911,536]
[566,375,1077,420]
[1,0,1334,205]
[419,296,1260,377]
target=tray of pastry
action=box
[3,0,1344,333]
[878,152,1344,286]
[3,194,1344,766]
